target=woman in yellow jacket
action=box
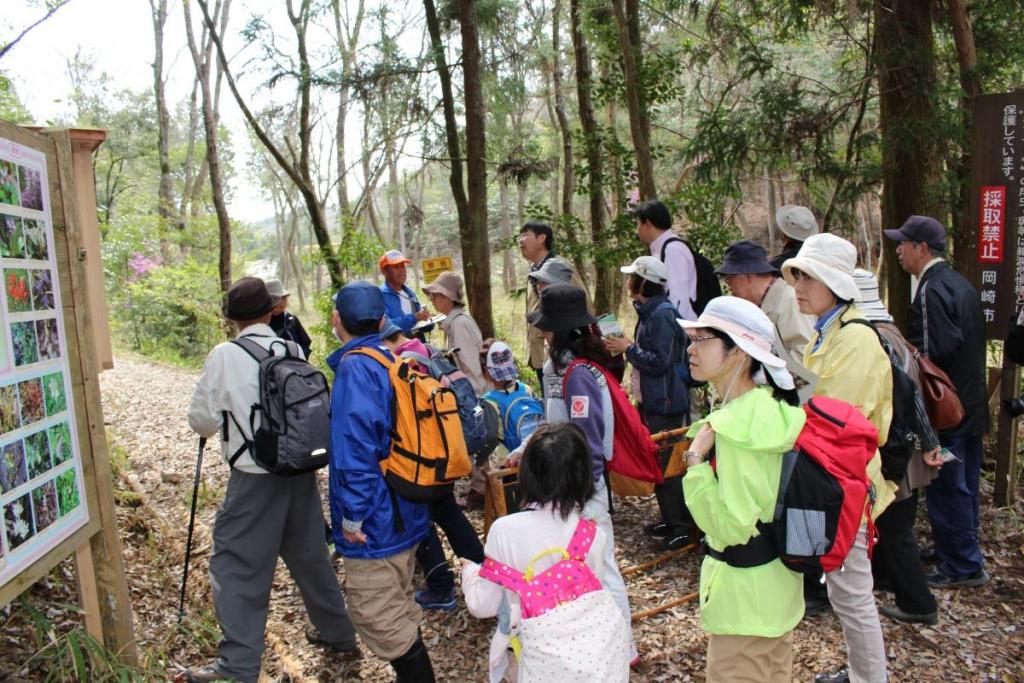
[782,233,896,683]
[680,296,805,682]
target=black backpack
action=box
[660,237,722,315]
[225,337,331,475]
[840,319,920,482]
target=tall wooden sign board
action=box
[0,121,136,663]
[965,92,1024,506]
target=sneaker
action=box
[814,667,849,683]
[415,587,457,611]
[183,662,235,683]
[879,602,938,625]
[305,628,362,660]
[926,568,990,588]
[662,533,690,551]
[643,522,671,539]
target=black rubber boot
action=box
[389,635,436,683]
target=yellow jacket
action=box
[803,304,896,518]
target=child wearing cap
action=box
[480,340,545,455]
[605,256,693,551]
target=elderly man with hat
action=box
[770,205,820,270]
[379,249,432,337]
[885,215,989,590]
[327,281,437,680]
[782,234,896,683]
[266,278,312,359]
[186,277,359,683]
[716,240,817,400]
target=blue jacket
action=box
[380,283,429,336]
[326,336,429,559]
[627,295,690,417]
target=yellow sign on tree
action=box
[422,256,453,283]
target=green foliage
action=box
[665,180,742,264]
[0,72,32,123]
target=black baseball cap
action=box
[883,215,946,252]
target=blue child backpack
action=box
[483,382,545,452]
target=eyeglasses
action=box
[688,335,720,348]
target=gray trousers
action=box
[209,469,356,681]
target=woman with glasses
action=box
[678,296,805,682]
[782,233,896,683]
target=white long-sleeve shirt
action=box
[187,323,301,473]
[649,230,698,321]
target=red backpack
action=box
[563,359,662,485]
[705,396,879,575]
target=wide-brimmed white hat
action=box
[776,205,819,242]
[780,233,859,303]
[679,296,795,390]
[853,268,893,323]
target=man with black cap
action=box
[326,281,436,681]
[886,215,990,589]
[186,277,358,683]
[715,240,817,401]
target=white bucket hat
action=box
[780,233,860,303]
[853,268,893,323]
[776,205,819,242]
[679,296,795,390]
[620,255,668,285]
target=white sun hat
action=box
[780,233,860,303]
[679,296,795,390]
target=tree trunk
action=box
[453,0,494,338]
[764,166,777,252]
[499,176,514,292]
[875,0,945,329]
[149,0,175,244]
[945,0,981,264]
[570,0,613,313]
[331,0,364,219]
[184,0,233,299]
[552,0,574,217]
[611,0,656,200]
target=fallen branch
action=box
[632,591,699,622]
[621,544,697,577]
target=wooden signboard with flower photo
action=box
[0,120,135,664]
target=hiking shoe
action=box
[305,628,362,660]
[662,533,690,551]
[415,587,457,611]
[643,522,671,539]
[814,667,849,683]
[879,602,938,625]
[804,593,832,616]
[926,568,990,588]
[919,546,939,563]
[183,662,235,683]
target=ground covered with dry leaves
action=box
[2,354,1024,681]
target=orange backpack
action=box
[347,347,471,503]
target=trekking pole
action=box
[178,436,206,625]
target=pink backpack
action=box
[479,518,602,619]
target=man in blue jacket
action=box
[327,281,436,681]
[379,249,432,337]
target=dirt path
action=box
[12,353,1022,681]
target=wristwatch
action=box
[684,450,706,466]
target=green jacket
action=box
[684,387,806,637]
